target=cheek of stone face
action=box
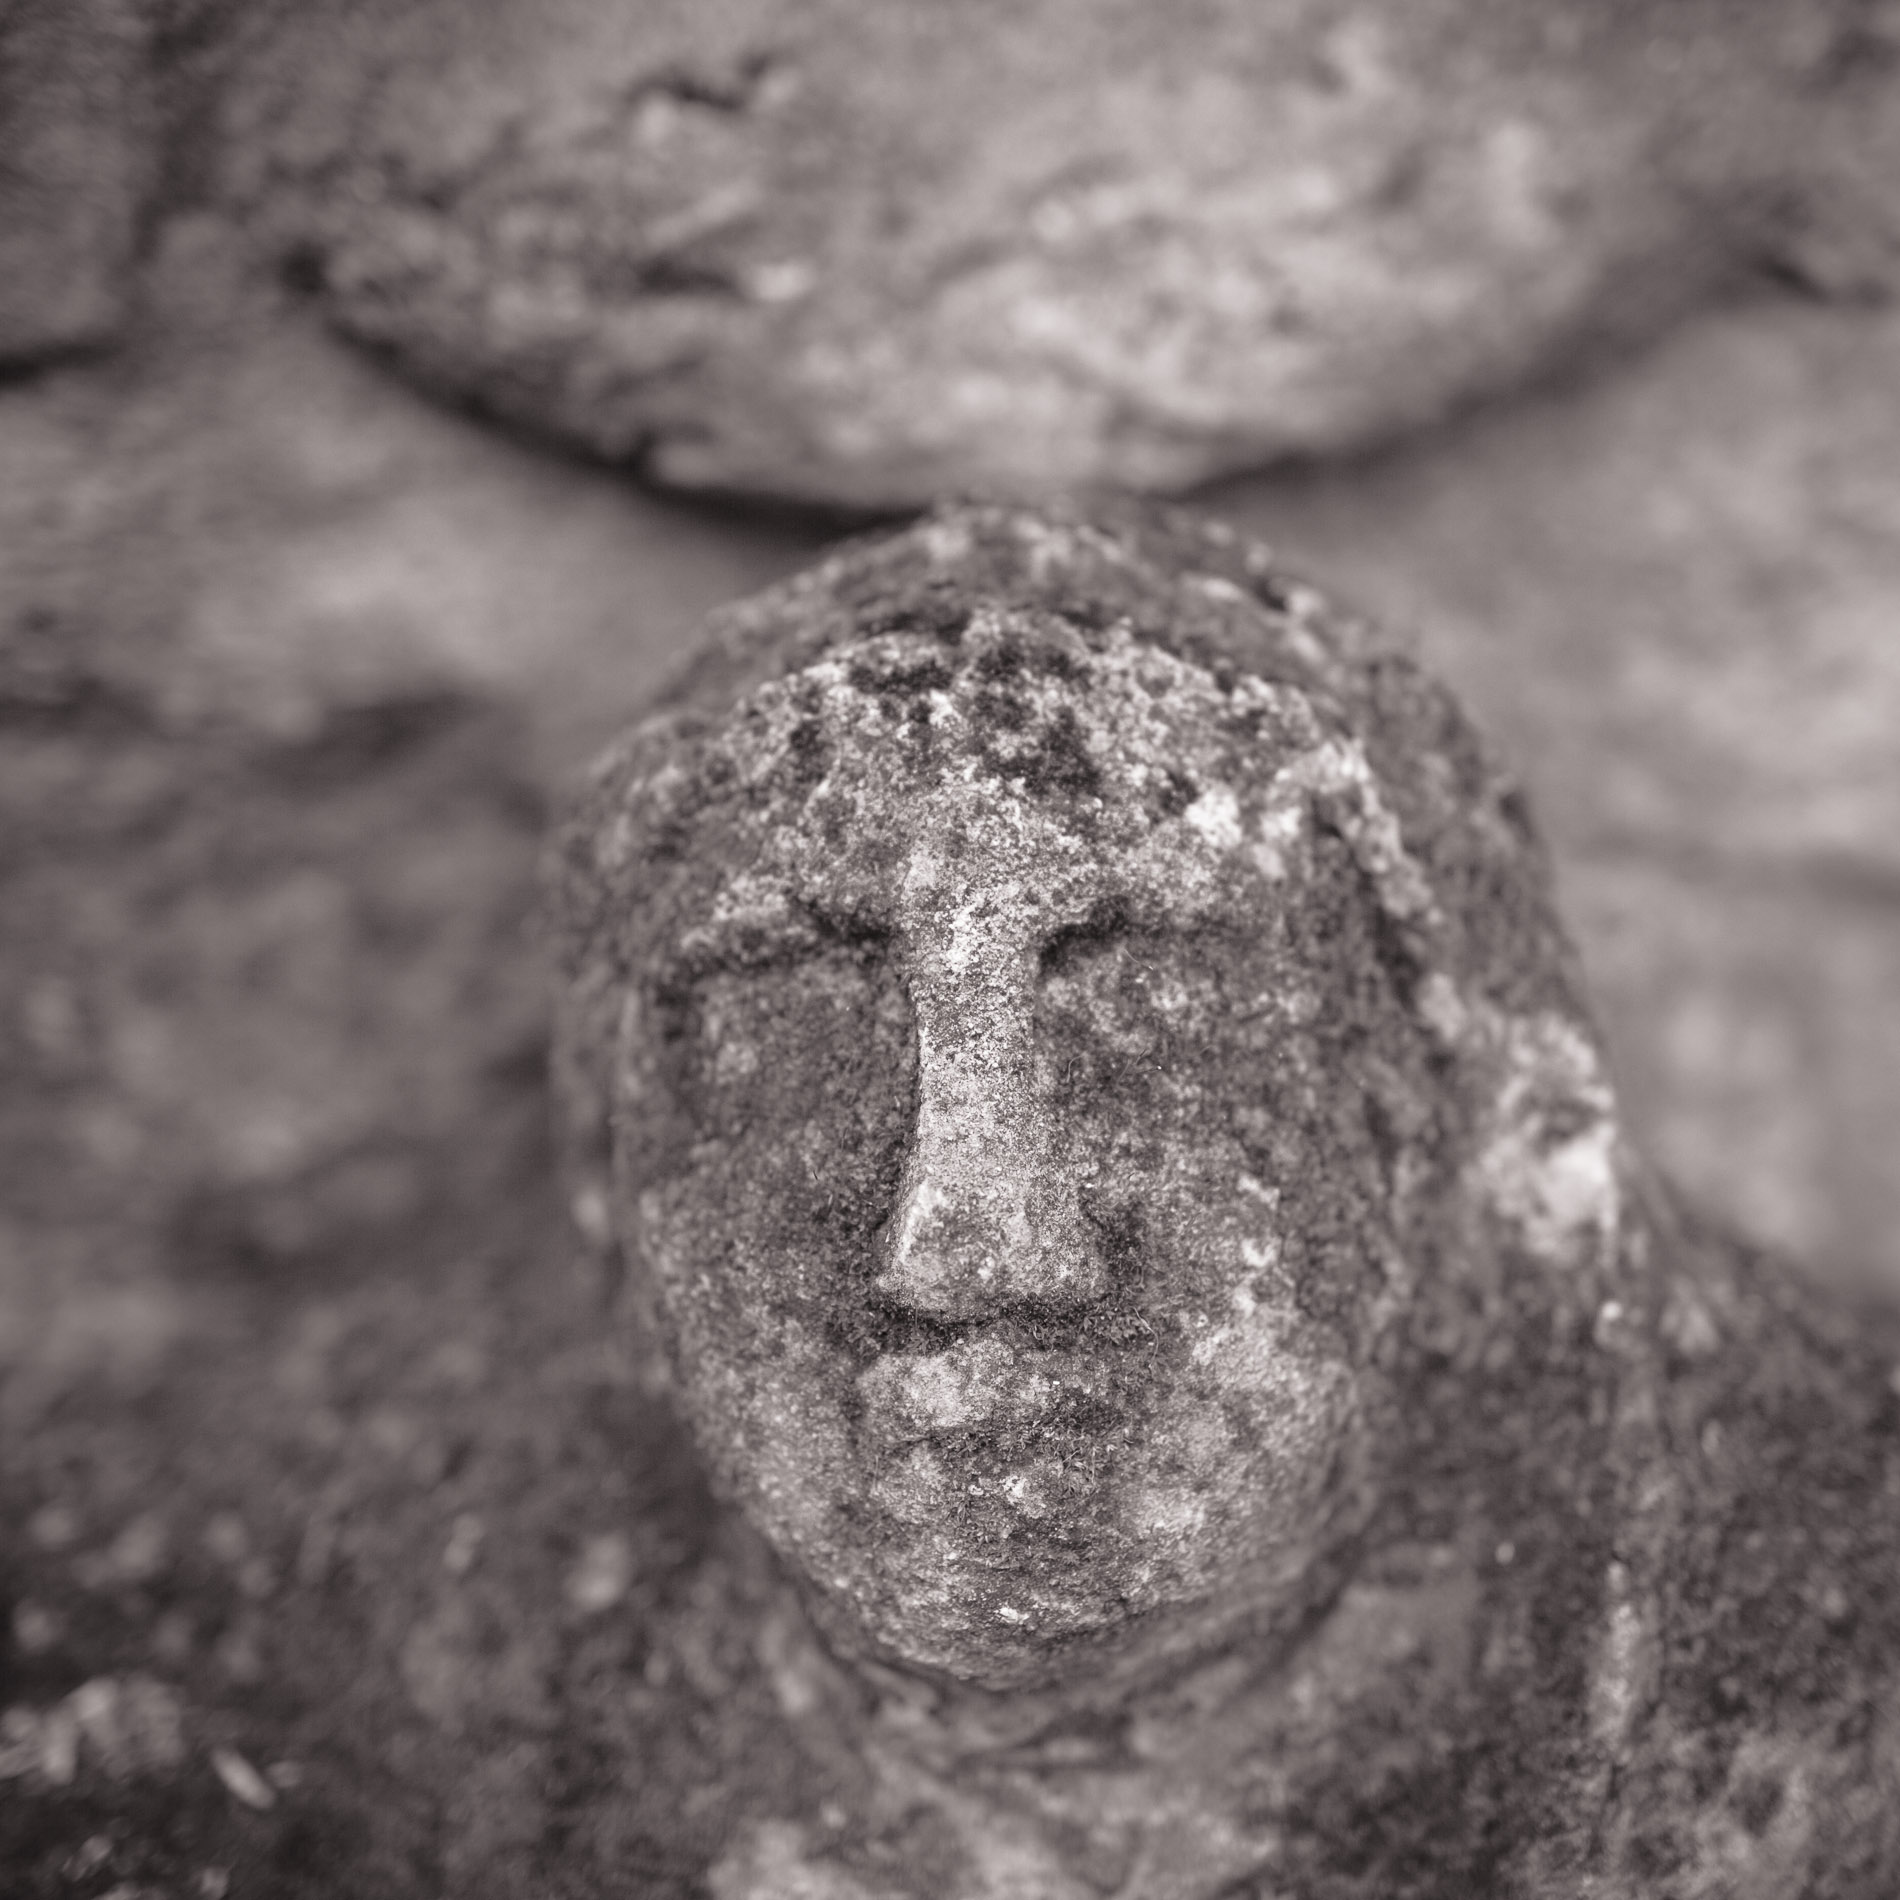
[1010,932,1367,1590]
[1035,929,1311,1307]
[1128,1307,1360,1607]
[633,946,916,1476]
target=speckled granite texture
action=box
[556,502,1900,1897]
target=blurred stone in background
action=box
[0,0,155,364]
[212,0,1900,505]
[0,0,1897,1889]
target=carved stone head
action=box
[554,504,1629,1694]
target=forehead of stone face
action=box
[562,502,1578,1025]
[633,617,1348,952]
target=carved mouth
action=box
[855,1334,1117,1450]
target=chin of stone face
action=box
[553,500,1900,1899]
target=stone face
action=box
[556,502,1900,1894]
[224,0,1900,505]
[554,500,1594,1693]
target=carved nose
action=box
[877,901,1113,1321]
[874,1090,1109,1321]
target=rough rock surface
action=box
[220,0,1900,504]
[554,502,1900,1896]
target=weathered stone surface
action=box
[555,502,1900,1895]
[0,0,156,365]
[222,0,1900,505]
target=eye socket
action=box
[1035,930,1260,1112]
[667,944,918,1240]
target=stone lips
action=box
[553,501,1642,1693]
